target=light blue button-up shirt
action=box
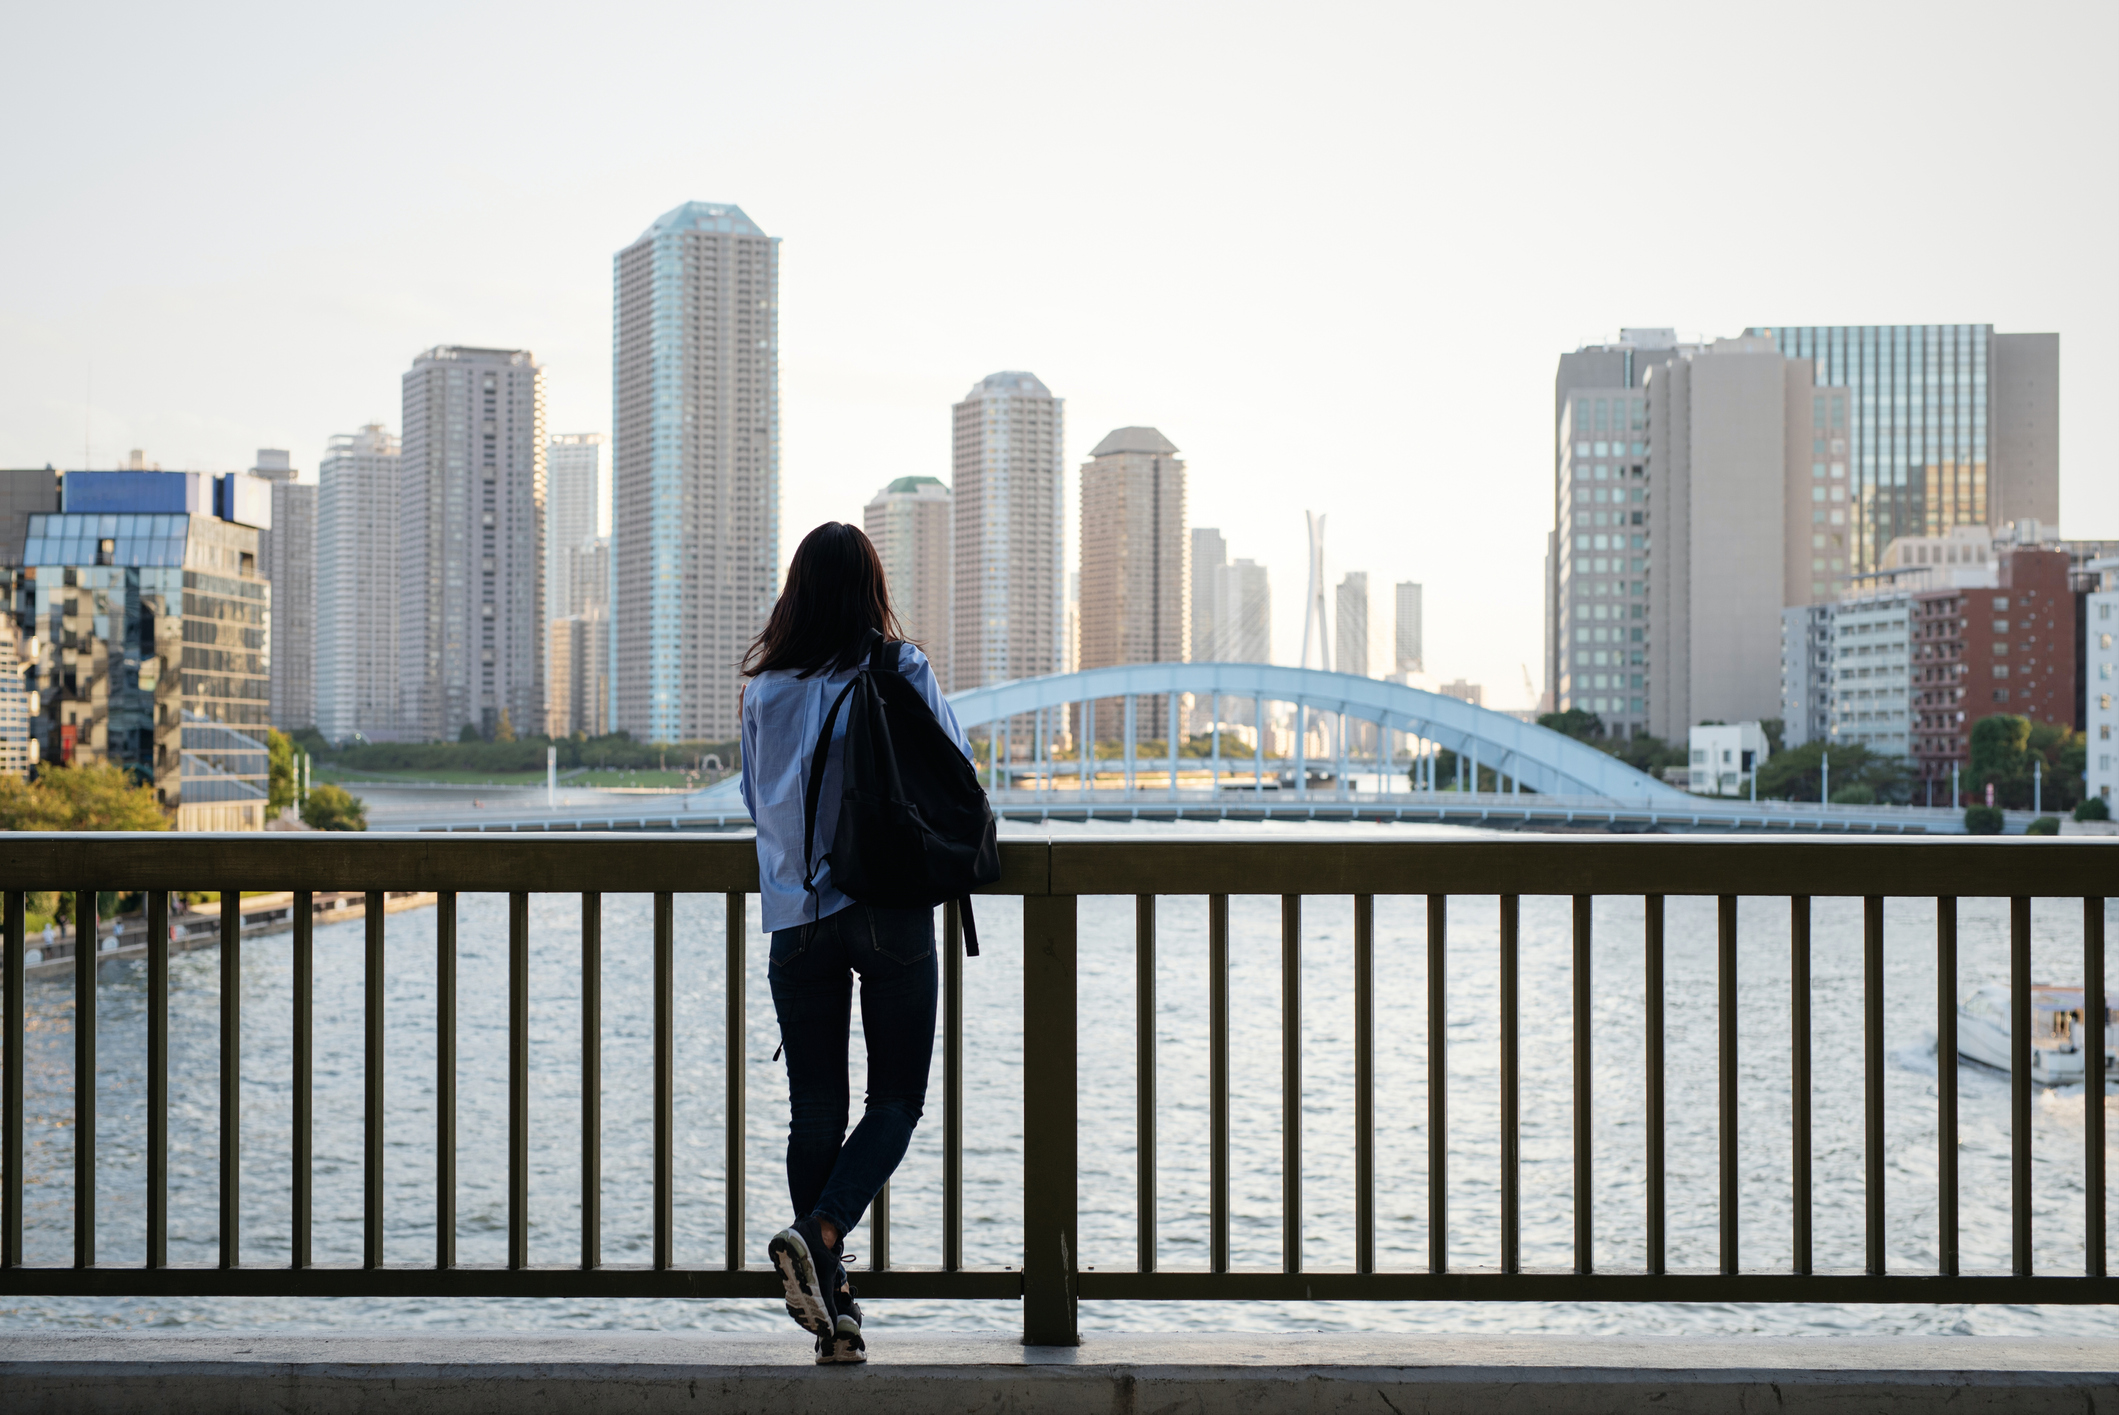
[740,643,971,934]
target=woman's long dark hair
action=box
[742,521,911,678]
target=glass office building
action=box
[1750,325,1991,577]
[17,509,271,829]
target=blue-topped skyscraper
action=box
[611,202,780,744]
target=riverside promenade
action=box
[5,1331,2119,1412]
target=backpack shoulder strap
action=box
[800,631,885,881]
[869,635,902,674]
[800,671,863,914]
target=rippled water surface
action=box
[5,821,2116,1337]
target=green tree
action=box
[2077,795,2111,822]
[1964,804,2005,835]
[1969,714,2030,799]
[458,722,484,743]
[301,783,368,831]
[267,728,297,815]
[1603,731,1688,779]
[1967,714,2083,811]
[1538,709,1603,741]
[0,763,169,830]
[1759,718,1786,755]
[2030,720,2086,812]
[1754,741,1912,805]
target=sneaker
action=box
[816,1277,865,1365]
[767,1218,839,1338]
[816,1309,866,1365]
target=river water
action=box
[4,821,2115,1337]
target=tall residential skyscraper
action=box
[567,538,610,617]
[1221,560,1271,664]
[400,346,546,743]
[547,432,605,621]
[252,449,316,730]
[613,202,780,744]
[864,476,952,688]
[1079,426,1186,738]
[1190,527,1227,662]
[548,614,609,739]
[951,372,1063,694]
[1394,581,1423,674]
[1336,572,1370,677]
[316,424,400,743]
[1188,527,1270,664]
[1749,326,2059,573]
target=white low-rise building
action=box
[1688,721,1770,795]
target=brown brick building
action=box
[1911,546,2074,785]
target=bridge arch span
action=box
[945,662,1683,801]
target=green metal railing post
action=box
[1022,892,1078,1346]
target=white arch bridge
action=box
[423,663,1988,833]
[935,662,1970,833]
[949,661,1676,803]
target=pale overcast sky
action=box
[3,0,2111,709]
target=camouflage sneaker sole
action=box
[767,1227,833,1337]
[816,1313,867,1364]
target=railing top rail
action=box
[0,832,2114,898]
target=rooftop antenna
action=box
[1300,510,1330,672]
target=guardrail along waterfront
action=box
[17,890,436,977]
[1,834,2116,1345]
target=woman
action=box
[739,521,971,1365]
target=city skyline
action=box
[3,6,2112,710]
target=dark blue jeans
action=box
[768,901,937,1242]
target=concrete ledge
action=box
[4,1330,2118,1413]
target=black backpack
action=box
[801,634,1001,954]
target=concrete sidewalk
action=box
[4,1330,2119,1413]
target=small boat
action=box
[1957,984,2119,1086]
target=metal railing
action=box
[1,833,2116,1344]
